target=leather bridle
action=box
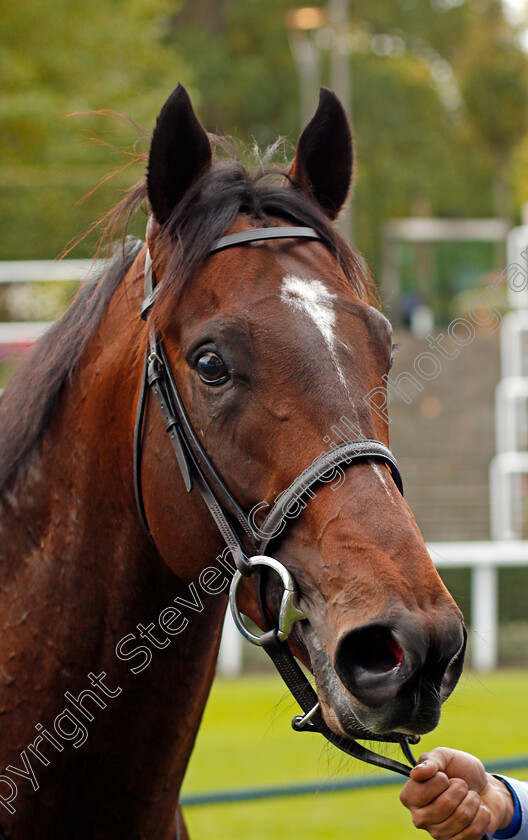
[133,224,420,795]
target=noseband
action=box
[133,225,418,783]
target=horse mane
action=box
[0,135,376,496]
[0,238,143,495]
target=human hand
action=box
[399,747,515,839]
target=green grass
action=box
[182,670,528,839]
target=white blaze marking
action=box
[280,276,348,388]
[371,461,394,500]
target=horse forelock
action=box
[149,156,377,325]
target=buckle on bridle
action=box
[229,555,306,646]
[291,702,320,731]
[147,349,163,367]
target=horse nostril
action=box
[332,616,465,732]
[334,617,466,714]
[335,624,405,691]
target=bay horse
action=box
[0,84,465,839]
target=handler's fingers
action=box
[400,771,450,809]
[414,783,491,840]
[432,802,491,840]
[410,778,470,832]
[409,748,460,782]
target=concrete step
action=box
[387,328,500,541]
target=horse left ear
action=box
[289,88,353,220]
[147,84,212,225]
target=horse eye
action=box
[196,352,229,385]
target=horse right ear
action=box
[147,84,212,226]
[289,88,353,220]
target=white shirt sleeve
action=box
[493,776,528,839]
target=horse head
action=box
[138,84,465,742]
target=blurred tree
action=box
[2,0,528,283]
[455,0,528,218]
[168,0,525,276]
[167,0,300,145]
[0,0,188,258]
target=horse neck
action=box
[0,263,154,615]
[0,259,229,835]
[1,255,222,607]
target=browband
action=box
[140,227,322,320]
[210,226,322,253]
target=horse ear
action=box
[147,84,212,225]
[289,88,353,220]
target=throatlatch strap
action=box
[133,344,154,541]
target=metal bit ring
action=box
[229,555,306,646]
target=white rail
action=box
[0,259,101,356]
[0,259,103,284]
[428,540,528,567]
[0,322,50,343]
[495,378,528,453]
[218,542,528,677]
[506,225,528,309]
[429,540,528,672]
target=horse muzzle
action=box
[322,611,467,736]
